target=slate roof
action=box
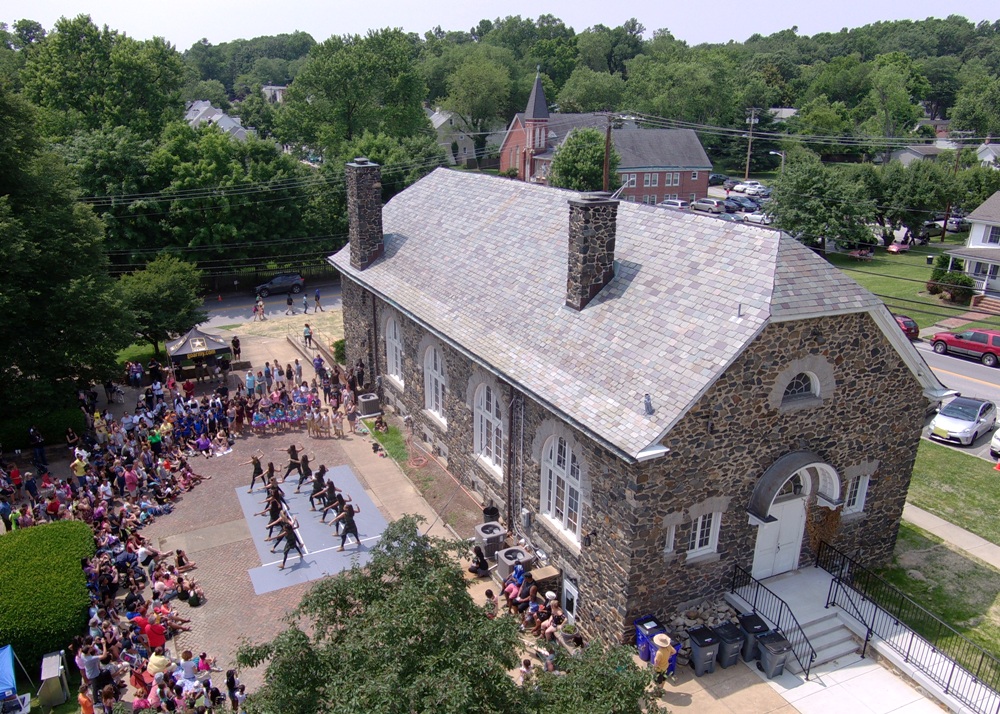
[330,169,883,459]
[612,128,712,170]
[967,191,1000,225]
[524,74,549,121]
[896,145,946,157]
[945,246,1000,262]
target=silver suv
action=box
[255,273,304,297]
[692,198,725,214]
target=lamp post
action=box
[769,150,786,173]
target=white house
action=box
[945,191,1000,296]
[977,142,1000,169]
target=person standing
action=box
[277,443,305,481]
[294,359,303,384]
[302,294,309,314]
[243,450,265,493]
[303,324,313,348]
[314,288,324,312]
[267,516,304,570]
[231,336,241,361]
[332,502,361,551]
[652,633,677,687]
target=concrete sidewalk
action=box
[903,503,1000,569]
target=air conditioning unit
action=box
[496,546,530,581]
[475,521,505,559]
[357,392,381,418]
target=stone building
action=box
[329,159,949,645]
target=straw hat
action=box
[652,633,673,649]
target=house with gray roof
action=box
[945,191,1000,299]
[184,100,254,141]
[330,159,948,650]
[498,75,712,204]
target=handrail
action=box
[817,541,1000,714]
[729,564,817,680]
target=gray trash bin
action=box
[686,625,719,676]
[712,622,743,669]
[634,615,665,662]
[737,613,768,662]
[756,632,793,678]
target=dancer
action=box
[294,453,314,493]
[320,489,349,526]
[242,450,265,493]
[308,466,329,510]
[266,516,304,570]
[276,443,305,481]
[331,502,361,551]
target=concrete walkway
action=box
[903,503,1000,569]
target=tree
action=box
[557,67,625,112]
[279,29,426,154]
[528,643,651,714]
[443,50,511,165]
[0,86,131,408]
[951,65,1000,137]
[116,255,206,355]
[549,128,619,192]
[336,131,446,202]
[182,79,230,110]
[855,54,927,161]
[769,155,876,252]
[231,88,276,137]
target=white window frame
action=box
[423,345,447,423]
[650,194,657,204]
[625,173,636,187]
[689,193,696,202]
[673,172,681,185]
[843,475,869,514]
[474,384,504,473]
[650,172,658,187]
[988,226,1000,244]
[385,316,404,387]
[643,173,651,187]
[664,524,676,554]
[562,577,579,623]
[692,171,699,180]
[541,436,582,541]
[688,512,721,557]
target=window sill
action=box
[422,409,448,432]
[474,455,503,483]
[778,396,824,414]
[537,515,582,558]
[384,374,404,392]
[684,550,720,566]
[841,509,865,522]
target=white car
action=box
[991,429,1000,458]
[742,211,771,225]
[744,185,769,197]
[928,397,997,446]
[733,180,762,193]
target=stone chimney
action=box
[346,157,384,270]
[566,193,619,310]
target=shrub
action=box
[0,521,95,667]
[0,407,86,451]
[937,272,976,305]
[333,339,346,365]
[928,254,964,295]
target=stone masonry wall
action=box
[565,196,618,311]
[346,160,384,270]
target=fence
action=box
[729,564,816,680]
[200,263,340,295]
[817,541,1000,714]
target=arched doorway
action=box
[748,453,841,580]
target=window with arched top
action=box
[385,316,403,386]
[541,436,582,541]
[423,345,447,423]
[783,372,817,401]
[475,384,504,473]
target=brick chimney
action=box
[566,193,619,310]
[346,157,384,270]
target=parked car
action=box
[893,314,919,340]
[658,199,690,210]
[728,196,759,211]
[928,396,997,446]
[708,173,728,186]
[754,187,773,199]
[919,221,945,238]
[946,216,970,232]
[744,185,769,197]
[742,211,772,225]
[691,198,726,214]
[722,199,741,213]
[714,212,744,223]
[722,178,739,191]
[255,273,305,297]
[733,180,763,193]
[931,328,1000,367]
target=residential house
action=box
[945,191,1000,299]
[261,85,287,104]
[184,100,253,141]
[977,142,1000,169]
[425,106,505,167]
[498,76,712,203]
[769,107,798,123]
[329,158,949,647]
[889,145,947,166]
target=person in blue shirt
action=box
[314,288,324,312]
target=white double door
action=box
[752,497,806,580]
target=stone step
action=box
[787,636,859,674]
[972,296,1000,313]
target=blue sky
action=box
[7,0,998,50]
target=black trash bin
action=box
[482,505,500,523]
[686,625,719,676]
[737,613,768,662]
[712,622,743,669]
[634,615,665,662]
[756,631,792,678]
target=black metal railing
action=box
[817,541,1000,714]
[729,564,816,680]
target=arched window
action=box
[385,317,403,386]
[475,384,504,472]
[541,436,582,540]
[783,372,817,401]
[423,345,447,421]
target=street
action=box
[199,279,343,329]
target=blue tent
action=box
[0,645,15,699]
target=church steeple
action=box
[524,72,549,155]
[525,71,549,121]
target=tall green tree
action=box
[951,65,1000,137]
[443,50,511,165]
[0,86,130,407]
[279,28,426,154]
[549,127,619,192]
[557,67,625,112]
[116,255,206,355]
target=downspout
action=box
[505,384,516,524]
[370,296,379,380]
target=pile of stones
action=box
[663,599,740,665]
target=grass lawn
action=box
[826,230,994,331]
[908,440,1000,545]
[365,421,408,462]
[116,341,158,368]
[877,522,1000,667]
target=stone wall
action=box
[565,195,618,311]
[346,159,384,270]
[340,288,926,646]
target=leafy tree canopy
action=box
[116,254,206,355]
[549,127,619,192]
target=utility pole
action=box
[940,130,973,242]
[603,113,612,192]
[744,108,759,180]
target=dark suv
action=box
[255,273,304,297]
[931,328,1000,367]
